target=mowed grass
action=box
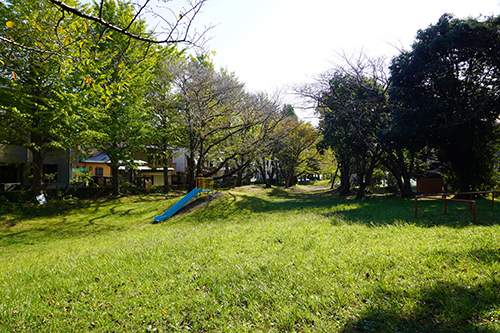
[1,186,500,332]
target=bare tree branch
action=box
[123,0,151,32]
[47,0,212,46]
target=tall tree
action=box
[167,57,244,190]
[315,73,379,197]
[0,0,86,195]
[298,53,421,197]
[146,46,186,192]
[79,0,157,196]
[166,57,283,191]
[212,93,285,186]
[390,14,500,192]
[274,119,318,188]
[252,100,288,188]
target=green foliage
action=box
[317,72,387,197]
[274,120,318,188]
[390,14,500,192]
[0,0,87,195]
[166,56,245,189]
[165,57,284,190]
[145,46,187,192]
[281,103,297,119]
[0,190,32,204]
[71,170,93,184]
[75,0,159,195]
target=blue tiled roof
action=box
[80,152,109,163]
[79,153,147,165]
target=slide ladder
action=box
[154,187,203,222]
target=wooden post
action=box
[473,201,476,221]
[415,196,418,218]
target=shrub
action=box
[0,190,32,203]
[45,185,114,200]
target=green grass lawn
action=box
[1,186,500,332]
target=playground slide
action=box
[153,187,203,222]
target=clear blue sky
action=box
[158,0,500,121]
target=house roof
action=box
[80,152,109,164]
[80,153,147,165]
[139,167,175,171]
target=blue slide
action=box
[154,187,203,222]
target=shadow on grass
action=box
[0,216,126,248]
[2,187,499,247]
[328,199,495,227]
[0,195,174,248]
[184,187,500,228]
[1,198,107,222]
[342,279,500,333]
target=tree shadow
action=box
[0,195,168,248]
[182,188,499,228]
[330,198,500,228]
[342,279,500,332]
[0,197,114,223]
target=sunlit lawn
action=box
[1,186,499,332]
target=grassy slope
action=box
[1,186,499,332]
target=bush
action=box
[120,184,167,195]
[0,190,32,204]
[0,195,15,214]
[44,185,114,200]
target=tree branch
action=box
[0,36,74,59]
[47,0,211,45]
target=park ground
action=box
[1,184,500,332]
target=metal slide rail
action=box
[154,187,203,222]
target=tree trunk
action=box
[236,169,244,187]
[31,150,44,196]
[267,161,276,187]
[389,168,413,198]
[455,167,468,193]
[223,162,231,188]
[331,165,339,189]
[111,163,120,196]
[282,166,295,188]
[339,159,351,196]
[284,175,291,188]
[188,163,196,192]
[163,167,170,192]
[355,157,376,199]
[258,158,271,188]
[376,147,415,198]
[401,175,413,197]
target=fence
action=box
[415,190,499,222]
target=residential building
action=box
[0,144,73,191]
